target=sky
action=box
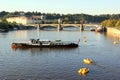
[0,0,120,15]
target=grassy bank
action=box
[101,19,120,30]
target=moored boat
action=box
[0,29,9,32]
[96,26,103,32]
[90,28,95,31]
[11,39,79,49]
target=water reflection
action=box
[12,47,77,54]
[106,32,120,40]
[14,30,28,39]
[0,32,9,38]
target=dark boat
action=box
[90,28,95,31]
[0,29,9,32]
[11,39,79,49]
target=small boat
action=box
[0,29,9,32]
[96,26,103,32]
[78,68,89,75]
[11,39,79,49]
[83,58,93,64]
[90,28,95,31]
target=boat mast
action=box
[37,24,40,39]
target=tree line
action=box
[0,19,20,30]
[1,11,120,30]
[1,11,120,24]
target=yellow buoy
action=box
[78,68,89,75]
[113,41,118,44]
[83,40,87,42]
[83,58,93,64]
[83,36,87,39]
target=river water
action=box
[0,28,120,80]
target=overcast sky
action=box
[0,0,120,15]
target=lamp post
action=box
[58,18,62,31]
[58,18,62,24]
[80,20,84,31]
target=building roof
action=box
[9,15,41,19]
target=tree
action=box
[0,21,9,29]
[0,11,8,17]
[115,20,120,27]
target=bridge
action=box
[26,23,100,31]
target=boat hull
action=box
[0,29,9,32]
[12,43,78,49]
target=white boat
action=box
[12,39,79,49]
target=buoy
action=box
[83,36,87,39]
[83,58,93,64]
[78,68,89,75]
[83,40,87,42]
[113,41,118,44]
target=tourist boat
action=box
[11,39,79,49]
[83,58,93,64]
[78,68,89,75]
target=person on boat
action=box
[39,41,42,45]
[30,39,36,44]
[36,39,40,44]
[77,39,80,44]
[30,39,34,44]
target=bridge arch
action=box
[61,24,80,28]
[40,26,57,30]
[39,24,58,28]
[26,23,100,31]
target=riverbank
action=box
[0,25,36,32]
[107,27,120,38]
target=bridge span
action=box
[26,23,101,31]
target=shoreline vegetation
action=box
[101,19,120,30]
[0,19,36,32]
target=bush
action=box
[101,19,120,29]
[0,21,9,29]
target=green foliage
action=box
[51,19,58,24]
[0,21,9,29]
[101,19,120,29]
[115,20,120,27]
[0,19,18,29]
[3,13,12,19]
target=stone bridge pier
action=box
[58,24,63,31]
[80,24,84,31]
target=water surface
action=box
[0,29,120,80]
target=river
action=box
[0,28,120,80]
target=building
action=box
[6,16,42,25]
